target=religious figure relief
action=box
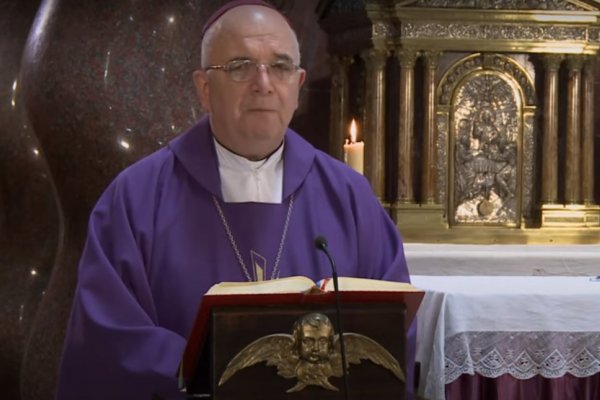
[452,72,520,225]
[412,0,581,11]
[218,312,404,393]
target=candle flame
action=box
[349,119,358,143]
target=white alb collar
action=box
[214,138,284,203]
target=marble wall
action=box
[1,0,330,399]
[0,1,54,399]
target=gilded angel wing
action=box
[218,333,297,386]
[331,333,405,382]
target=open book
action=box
[179,276,424,393]
[206,275,421,295]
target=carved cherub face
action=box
[218,311,405,393]
[293,313,335,363]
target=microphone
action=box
[314,235,350,400]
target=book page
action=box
[205,276,316,295]
[206,276,421,295]
[318,277,421,292]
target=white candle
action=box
[343,119,364,174]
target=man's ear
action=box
[294,68,307,110]
[192,69,211,112]
[297,68,307,89]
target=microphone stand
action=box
[315,236,350,400]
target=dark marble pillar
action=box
[19,1,205,399]
[0,2,52,400]
[18,0,330,399]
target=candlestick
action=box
[343,119,364,174]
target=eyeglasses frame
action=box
[203,59,302,82]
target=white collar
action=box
[214,138,284,203]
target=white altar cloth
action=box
[412,275,600,400]
[405,244,600,276]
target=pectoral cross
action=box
[250,250,267,281]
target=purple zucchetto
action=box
[201,0,277,38]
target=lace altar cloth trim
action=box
[445,331,600,383]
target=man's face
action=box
[298,323,334,363]
[194,6,306,160]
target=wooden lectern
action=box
[179,286,423,400]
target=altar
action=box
[410,270,600,400]
[405,243,600,276]
[317,0,600,396]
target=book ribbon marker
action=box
[250,250,267,281]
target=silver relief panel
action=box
[451,71,521,226]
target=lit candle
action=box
[343,119,364,174]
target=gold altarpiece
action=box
[318,0,600,244]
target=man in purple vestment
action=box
[56,1,415,399]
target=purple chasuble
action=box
[56,116,414,400]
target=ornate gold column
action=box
[329,55,353,161]
[361,49,387,200]
[396,49,418,204]
[541,54,562,204]
[421,50,440,204]
[565,55,583,204]
[541,54,600,227]
[581,55,595,205]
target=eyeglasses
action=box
[204,59,301,83]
